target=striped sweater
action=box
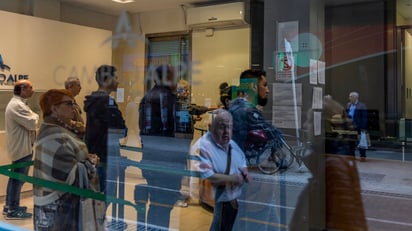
[33,117,90,206]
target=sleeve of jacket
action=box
[358,102,368,130]
[108,96,126,130]
[246,107,272,131]
[138,95,146,131]
[10,102,39,131]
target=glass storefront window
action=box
[0,0,411,230]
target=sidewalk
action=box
[357,157,412,196]
[253,152,412,197]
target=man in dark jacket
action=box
[230,70,283,153]
[139,64,176,137]
[84,65,127,202]
[347,91,368,161]
[136,64,190,230]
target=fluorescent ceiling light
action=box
[112,0,135,3]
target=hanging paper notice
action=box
[318,61,325,84]
[310,59,318,85]
[272,105,301,129]
[312,87,323,109]
[116,88,125,103]
[314,111,321,136]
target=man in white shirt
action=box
[4,80,39,219]
[199,109,250,231]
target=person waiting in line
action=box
[137,64,190,229]
[198,109,250,231]
[346,91,368,161]
[176,79,194,134]
[4,80,39,219]
[219,82,233,110]
[139,64,177,137]
[33,89,99,230]
[84,65,127,210]
[64,76,85,139]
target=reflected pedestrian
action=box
[347,91,368,161]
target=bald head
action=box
[14,80,34,98]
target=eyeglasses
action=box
[55,100,75,107]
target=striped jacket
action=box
[33,118,91,206]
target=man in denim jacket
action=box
[229,70,283,152]
[229,69,282,231]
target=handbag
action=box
[78,162,106,231]
[358,131,371,149]
[79,198,105,231]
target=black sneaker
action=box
[5,209,32,220]
[2,206,27,215]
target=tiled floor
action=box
[0,191,213,231]
[0,132,214,231]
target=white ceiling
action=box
[60,0,216,15]
[60,0,412,20]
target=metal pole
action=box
[402,141,405,162]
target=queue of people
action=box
[2,65,127,231]
[2,63,370,230]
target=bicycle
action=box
[244,127,309,174]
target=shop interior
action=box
[0,0,412,230]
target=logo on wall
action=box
[0,54,10,71]
[0,54,29,87]
[101,10,147,48]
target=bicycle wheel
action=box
[258,140,294,174]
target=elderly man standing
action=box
[199,109,250,231]
[347,91,368,161]
[4,80,39,219]
[64,76,85,139]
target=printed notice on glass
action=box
[314,111,321,136]
[312,87,323,109]
[272,105,301,129]
[116,88,125,103]
[318,61,325,84]
[309,59,318,85]
[273,83,302,106]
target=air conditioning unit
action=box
[187,2,248,30]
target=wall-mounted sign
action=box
[0,53,29,88]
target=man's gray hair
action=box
[210,109,233,124]
[64,76,80,89]
[349,91,359,98]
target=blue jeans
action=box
[138,160,182,229]
[6,154,32,210]
[98,132,124,203]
